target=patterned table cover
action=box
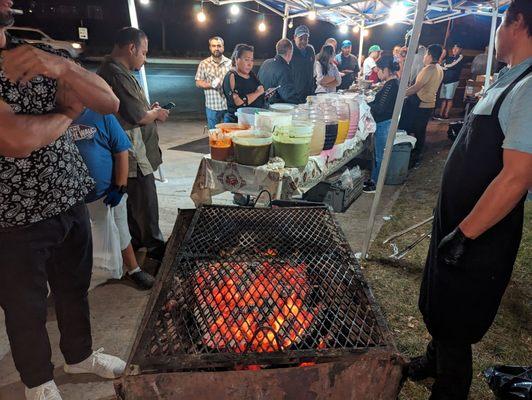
[190,98,376,206]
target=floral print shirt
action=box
[0,44,93,227]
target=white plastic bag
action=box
[86,199,123,290]
[339,168,354,189]
[349,165,362,181]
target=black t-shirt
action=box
[336,53,360,90]
[290,44,316,102]
[223,70,265,121]
[368,79,399,123]
[443,54,465,84]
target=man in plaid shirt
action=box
[195,36,232,129]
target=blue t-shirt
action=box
[70,109,131,202]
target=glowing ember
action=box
[194,259,317,353]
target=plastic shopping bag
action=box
[87,199,123,290]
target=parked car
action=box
[6,27,84,58]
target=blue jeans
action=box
[206,108,226,129]
[371,119,392,183]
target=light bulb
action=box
[353,25,360,33]
[197,10,206,23]
[363,29,369,37]
[140,0,150,5]
[230,4,240,16]
[288,20,294,29]
[258,21,267,32]
[339,25,348,34]
[387,2,408,25]
[308,10,317,20]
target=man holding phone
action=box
[258,39,300,104]
[98,27,167,261]
[196,36,231,129]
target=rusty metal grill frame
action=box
[129,205,393,373]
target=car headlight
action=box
[72,43,82,49]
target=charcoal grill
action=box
[117,205,405,400]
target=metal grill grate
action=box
[137,205,387,371]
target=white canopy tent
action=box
[127,0,508,255]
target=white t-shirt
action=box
[363,57,377,78]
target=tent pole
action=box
[358,20,365,70]
[361,0,429,258]
[484,0,499,91]
[282,3,289,39]
[127,0,150,103]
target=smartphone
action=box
[162,102,176,110]
[264,85,281,98]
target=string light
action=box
[258,15,267,32]
[197,10,206,22]
[339,24,348,34]
[288,20,294,29]
[140,0,150,5]
[387,2,408,25]
[363,29,369,37]
[230,4,240,16]
[352,25,360,33]
[308,10,317,20]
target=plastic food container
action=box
[215,123,250,134]
[236,107,265,127]
[342,95,360,139]
[269,103,296,113]
[321,102,338,151]
[335,100,350,145]
[209,129,233,161]
[232,131,272,166]
[273,124,313,168]
[255,111,292,133]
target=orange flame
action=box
[195,259,316,354]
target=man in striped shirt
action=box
[195,36,232,129]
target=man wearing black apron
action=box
[407,1,532,399]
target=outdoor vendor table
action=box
[191,137,368,205]
[191,98,376,206]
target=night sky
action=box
[12,0,496,58]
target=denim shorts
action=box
[440,81,459,100]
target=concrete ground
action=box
[0,120,400,400]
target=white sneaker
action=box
[25,380,62,400]
[63,348,126,379]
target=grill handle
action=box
[253,190,273,208]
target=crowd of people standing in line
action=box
[194,24,469,193]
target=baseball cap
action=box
[341,40,352,48]
[294,25,310,37]
[368,44,382,53]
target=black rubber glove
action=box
[103,186,124,208]
[438,227,471,266]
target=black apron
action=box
[419,65,532,344]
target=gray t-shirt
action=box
[472,57,532,154]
